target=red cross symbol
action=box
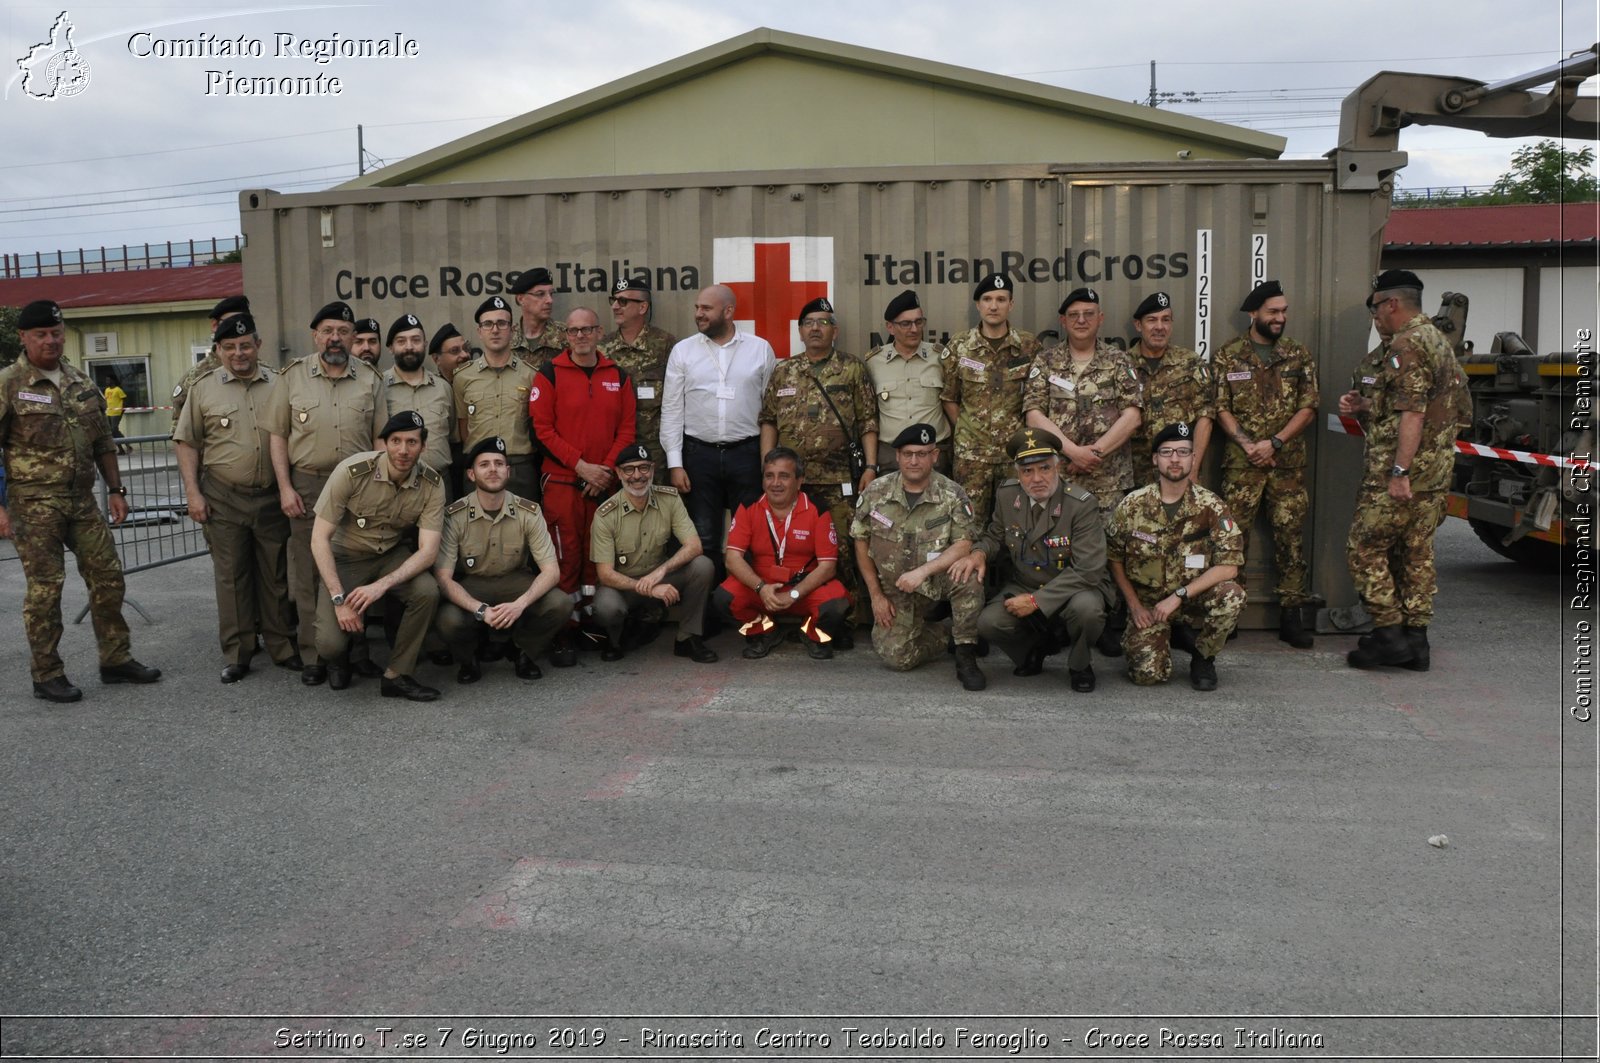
[724,242,828,359]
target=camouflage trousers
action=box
[1222,464,1311,606]
[1123,580,1246,685]
[10,492,133,682]
[870,572,983,671]
[1347,488,1447,629]
[952,455,1008,530]
[805,481,868,624]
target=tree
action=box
[0,305,20,369]
[1486,141,1598,203]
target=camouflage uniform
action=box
[1346,314,1469,629]
[973,477,1109,672]
[0,358,134,681]
[760,348,879,620]
[1022,339,1143,517]
[850,471,983,670]
[1106,483,1247,684]
[513,320,566,366]
[940,326,1040,528]
[1213,332,1320,607]
[600,324,677,482]
[1130,345,1214,484]
[170,351,221,429]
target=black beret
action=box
[1058,287,1100,314]
[379,410,426,438]
[614,276,651,296]
[615,443,653,467]
[209,295,250,320]
[353,317,381,337]
[883,289,920,321]
[466,436,508,463]
[1239,280,1284,313]
[1132,291,1172,319]
[973,272,1014,300]
[386,313,424,345]
[428,323,462,355]
[474,295,512,322]
[17,300,63,330]
[799,296,834,319]
[310,301,355,329]
[1151,421,1195,450]
[507,268,554,295]
[1007,427,1063,465]
[891,423,939,448]
[213,314,255,342]
[1370,269,1424,307]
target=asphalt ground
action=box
[0,518,1593,1060]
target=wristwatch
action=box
[111,485,128,496]
[1269,435,1284,451]
[1389,464,1410,478]
[1174,585,1189,601]
[330,592,346,607]
[865,464,880,474]
[755,581,766,594]
[789,588,801,601]
[474,603,488,622]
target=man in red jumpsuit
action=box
[712,446,850,660]
[529,306,636,665]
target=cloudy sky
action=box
[2,0,1595,263]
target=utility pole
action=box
[1149,61,1157,107]
[358,124,365,176]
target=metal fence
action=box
[98,433,209,575]
[1,237,242,278]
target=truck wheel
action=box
[1468,518,1563,570]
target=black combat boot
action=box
[1346,625,1415,669]
[954,645,987,691]
[1278,605,1313,649]
[1401,625,1430,671]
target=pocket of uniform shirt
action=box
[207,403,241,431]
[290,400,320,423]
[1006,362,1031,381]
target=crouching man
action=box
[311,411,445,701]
[433,436,571,683]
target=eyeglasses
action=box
[800,317,836,328]
[1064,311,1098,322]
[1368,297,1396,316]
[610,296,646,306]
[567,325,603,336]
[478,320,512,330]
[889,318,927,329]
[1155,447,1194,458]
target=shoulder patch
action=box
[1066,484,1093,501]
[419,463,442,485]
[507,493,537,511]
[650,484,680,496]
[445,497,469,515]
[596,498,620,517]
[347,457,376,479]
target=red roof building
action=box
[0,263,242,313]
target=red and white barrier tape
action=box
[1326,413,1586,470]
[120,406,176,414]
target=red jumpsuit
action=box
[719,492,848,642]
[529,350,635,595]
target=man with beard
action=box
[1106,422,1246,691]
[351,317,383,368]
[600,278,676,482]
[510,267,566,364]
[171,294,250,429]
[1126,291,1214,486]
[429,322,472,384]
[175,313,298,682]
[1213,280,1319,649]
[382,313,455,487]
[434,436,570,683]
[311,411,444,701]
[455,295,539,501]
[661,284,777,578]
[590,444,718,663]
[265,300,386,685]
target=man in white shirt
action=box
[661,284,777,579]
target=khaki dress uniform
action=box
[589,485,714,644]
[1346,315,1470,630]
[1105,483,1247,684]
[864,341,950,473]
[1023,339,1143,518]
[0,359,135,681]
[940,327,1040,529]
[263,356,386,661]
[173,363,295,667]
[170,351,221,429]
[974,478,1110,672]
[850,471,983,670]
[600,324,677,483]
[1213,333,1320,607]
[382,368,456,488]
[1130,346,1214,485]
[312,450,445,675]
[434,492,570,662]
[452,356,539,502]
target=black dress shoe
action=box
[600,639,625,662]
[428,649,455,666]
[350,658,384,679]
[806,638,833,660]
[515,653,543,680]
[742,631,782,659]
[220,663,251,684]
[1069,665,1096,693]
[549,635,577,668]
[456,661,482,684]
[673,635,718,663]
[328,662,353,690]
[33,676,83,703]
[1012,646,1046,677]
[274,655,304,671]
[301,664,327,686]
[381,674,441,702]
[100,659,161,684]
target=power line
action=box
[0,164,351,211]
[1019,49,1563,75]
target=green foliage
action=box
[209,248,243,264]
[1487,141,1597,203]
[0,305,20,369]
